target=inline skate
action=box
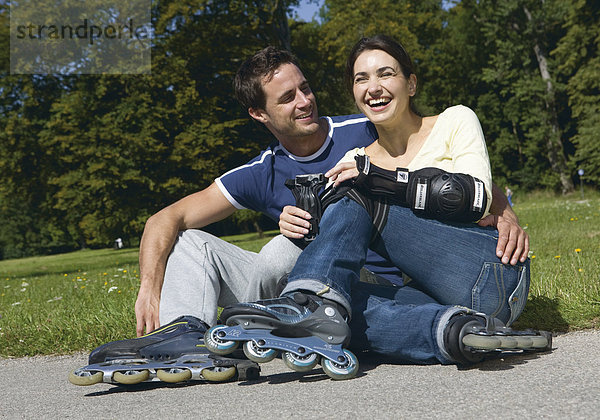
[443,310,553,365]
[204,292,359,380]
[69,316,260,386]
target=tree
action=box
[476,0,574,193]
[553,0,600,185]
[0,0,301,257]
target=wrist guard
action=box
[285,174,328,243]
[353,155,410,201]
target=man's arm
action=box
[135,183,236,336]
[479,183,529,265]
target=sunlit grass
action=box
[512,189,600,331]
[0,232,277,357]
[0,249,141,357]
[1,190,599,358]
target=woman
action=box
[212,35,547,373]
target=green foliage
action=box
[463,0,573,193]
[305,0,444,115]
[0,0,296,256]
[552,0,600,185]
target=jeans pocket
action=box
[506,265,529,326]
[471,262,514,320]
[471,263,503,316]
[472,262,530,324]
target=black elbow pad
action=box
[406,168,487,222]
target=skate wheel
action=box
[204,325,239,355]
[462,334,502,350]
[529,335,549,349]
[321,349,359,380]
[498,336,519,349]
[201,366,236,382]
[514,336,533,348]
[113,369,150,385]
[282,351,318,372]
[243,340,277,363]
[156,368,192,383]
[68,369,103,386]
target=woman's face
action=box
[352,49,416,125]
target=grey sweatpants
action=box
[159,230,302,326]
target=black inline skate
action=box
[204,292,359,380]
[69,316,260,386]
[443,310,553,365]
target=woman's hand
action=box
[478,214,529,265]
[482,183,530,265]
[279,205,311,239]
[325,161,360,188]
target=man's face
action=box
[250,63,321,140]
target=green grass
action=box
[0,232,278,358]
[511,189,600,332]
[1,192,599,358]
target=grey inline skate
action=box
[443,310,553,365]
[69,316,260,386]
[204,292,359,380]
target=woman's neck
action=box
[373,111,423,157]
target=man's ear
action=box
[248,107,268,124]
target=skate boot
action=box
[204,292,359,380]
[69,316,260,386]
[443,311,553,365]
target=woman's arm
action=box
[446,106,528,264]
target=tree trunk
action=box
[524,6,574,193]
[272,0,291,51]
[253,220,264,238]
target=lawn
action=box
[1,192,599,358]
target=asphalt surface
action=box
[1,331,599,419]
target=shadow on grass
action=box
[513,295,569,333]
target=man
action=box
[134,46,528,339]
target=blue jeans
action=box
[284,197,530,364]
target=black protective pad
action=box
[353,155,410,203]
[285,174,328,243]
[406,167,487,222]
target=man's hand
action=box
[134,285,161,337]
[478,214,529,265]
[135,183,236,337]
[279,205,311,238]
[280,161,360,238]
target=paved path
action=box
[1,331,598,419]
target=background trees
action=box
[0,0,597,258]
